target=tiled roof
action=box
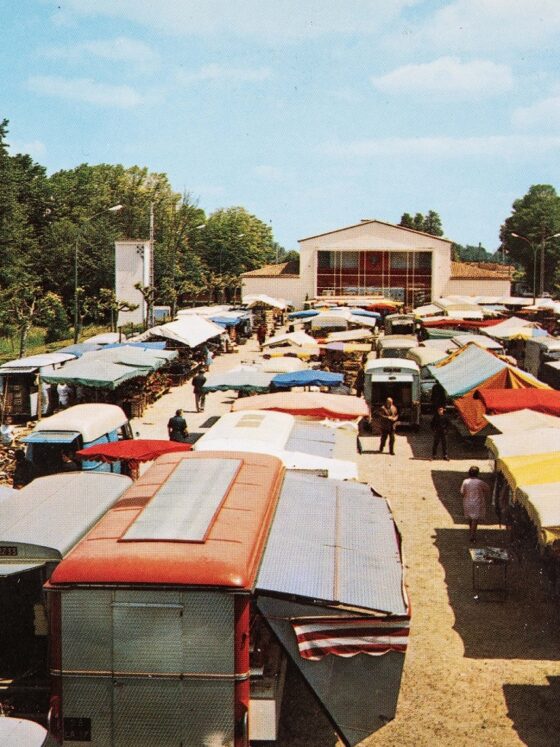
[451,261,514,279]
[242,261,300,278]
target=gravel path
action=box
[133,337,560,747]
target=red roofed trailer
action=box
[46,451,409,747]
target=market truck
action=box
[46,451,409,747]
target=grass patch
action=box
[0,325,113,364]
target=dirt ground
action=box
[132,336,560,747]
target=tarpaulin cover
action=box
[136,315,224,347]
[454,367,549,433]
[485,409,560,433]
[231,391,369,420]
[484,316,543,340]
[498,452,560,491]
[288,310,319,320]
[202,366,275,393]
[262,331,316,348]
[76,439,192,467]
[421,318,503,329]
[41,358,146,389]
[477,389,560,417]
[428,343,506,399]
[486,428,560,459]
[322,342,372,353]
[272,370,344,388]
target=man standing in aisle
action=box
[167,409,189,442]
[430,405,450,460]
[192,370,207,412]
[378,397,399,455]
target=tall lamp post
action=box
[510,232,537,305]
[511,231,560,304]
[74,204,123,343]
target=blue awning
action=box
[272,370,344,388]
[427,343,507,399]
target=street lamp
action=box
[511,231,560,304]
[74,204,123,343]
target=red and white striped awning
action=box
[292,615,410,660]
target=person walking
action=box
[461,466,490,542]
[430,381,446,412]
[430,405,450,460]
[167,409,189,442]
[192,370,207,413]
[378,397,399,455]
[256,324,267,347]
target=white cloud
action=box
[54,0,417,41]
[321,135,560,159]
[177,64,271,84]
[43,36,159,68]
[253,165,284,181]
[513,96,560,130]
[371,57,513,98]
[9,140,47,159]
[386,0,560,53]
[27,75,145,108]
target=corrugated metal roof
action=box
[256,472,407,615]
[285,423,336,458]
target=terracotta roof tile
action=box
[451,261,514,279]
[242,261,300,278]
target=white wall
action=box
[298,220,452,299]
[115,240,151,326]
[444,278,511,296]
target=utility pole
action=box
[149,202,155,327]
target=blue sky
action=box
[2,0,560,252]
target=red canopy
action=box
[76,439,192,467]
[477,389,560,417]
[421,318,504,329]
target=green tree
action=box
[499,185,560,293]
[199,207,276,277]
[399,212,415,229]
[399,210,444,237]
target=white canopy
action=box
[483,316,536,340]
[261,357,307,373]
[243,293,289,309]
[137,315,225,347]
[486,427,560,458]
[263,330,316,348]
[327,328,373,342]
[0,352,76,372]
[484,408,560,433]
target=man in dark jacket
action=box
[167,409,189,442]
[430,405,450,460]
[192,371,207,412]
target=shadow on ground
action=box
[434,527,560,659]
[431,468,498,525]
[276,661,338,747]
[404,414,489,461]
[503,676,560,747]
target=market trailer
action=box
[47,452,409,746]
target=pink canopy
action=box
[231,392,368,420]
[76,439,192,467]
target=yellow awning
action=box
[498,452,560,490]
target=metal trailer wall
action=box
[57,589,236,746]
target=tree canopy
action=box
[0,119,287,334]
[399,210,444,237]
[499,185,560,294]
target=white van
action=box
[23,404,133,475]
